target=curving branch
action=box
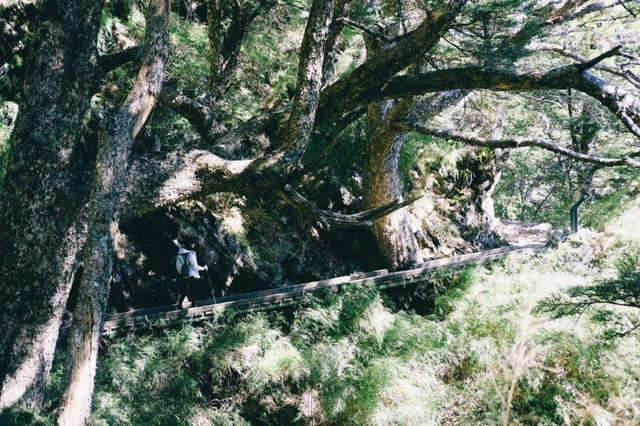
[281,184,421,227]
[363,51,640,140]
[406,124,640,168]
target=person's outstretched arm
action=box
[188,251,207,271]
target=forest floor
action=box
[13,199,640,425]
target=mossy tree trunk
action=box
[364,99,423,269]
[359,7,424,270]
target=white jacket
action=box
[177,248,206,279]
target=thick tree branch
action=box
[316,0,467,125]
[576,71,640,139]
[98,45,145,77]
[281,184,421,227]
[406,124,640,168]
[120,148,256,219]
[365,58,640,140]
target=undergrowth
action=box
[24,201,638,425]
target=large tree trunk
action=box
[0,0,103,409]
[56,2,170,423]
[364,99,423,269]
[364,86,469,268]
[359,7,422,270]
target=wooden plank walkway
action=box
[62,244,545,335]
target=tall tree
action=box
[56,1,171,423]
[120,0,639,227]
[0,0,105,409]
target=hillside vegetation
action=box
[1,0,640,423]
[5,199,631,425]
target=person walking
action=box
[173,237,208,308]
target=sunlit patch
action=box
[221,207,246,237]
[359,297,394,342]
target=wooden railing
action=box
[61,244,545,335]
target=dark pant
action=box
[177,276,197,306]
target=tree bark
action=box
[364,90,420,268]
[360,5,468,268]
[359,1,466,269]
[0,0,103,410]
[56,1,170,424]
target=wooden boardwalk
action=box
[63,244,545,335]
